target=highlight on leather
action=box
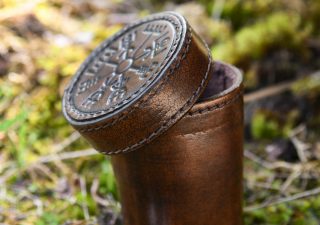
[62,11,213,154]
[111,60,244,225]
[62,11,244,225]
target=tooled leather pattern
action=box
[63,12,214,155]
[101,32,212,155]
[78,26,192,133]
[65,13,184,120]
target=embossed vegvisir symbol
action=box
[73,21,174,112]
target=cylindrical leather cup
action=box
[111,61,243,225]
[62,11,243,225]
[62,12,213,154]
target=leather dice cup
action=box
[63,12,243,225]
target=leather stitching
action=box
[79,25,192,132]
[187,90,243,117]
[102,35,212,155]
[65,14,184,120]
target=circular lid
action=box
[63,11,213,154]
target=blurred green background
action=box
[0,0,320,224]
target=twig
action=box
[244,149,273,169]
[244,149,295,170]
[79,176,90,220]
[280,169,302,194]
[0,167,18,185]
[29,163,58,182]
[289,125,311,163]
[52,132,81,153]
[244,186,320,211]
[291,136,310,162]
[91,178,112,207]
[244,80,295,103]
[0,149,98,185]
[244,70,320,103]
[36,148,98,164]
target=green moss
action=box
[1,0,320,224]
[292,73,320,96]
[251,111,282,139]
[36,212,63,225]
[212,12,311,64]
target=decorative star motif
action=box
[74,21,173,111]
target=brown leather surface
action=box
[62,12,243,225]
[111,62,243,225]
[63,12,212,155]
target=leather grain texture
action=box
[111,62,243,225]
[62,12,212,155]
[62,11,244,225]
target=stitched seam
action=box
[79,25,192,132]
[66,16,178,117]
[103,35,212,155]
[187,91,243,117]
[66,15,183,120]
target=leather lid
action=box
[62,11,213,154]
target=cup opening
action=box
[198,61,243,102]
